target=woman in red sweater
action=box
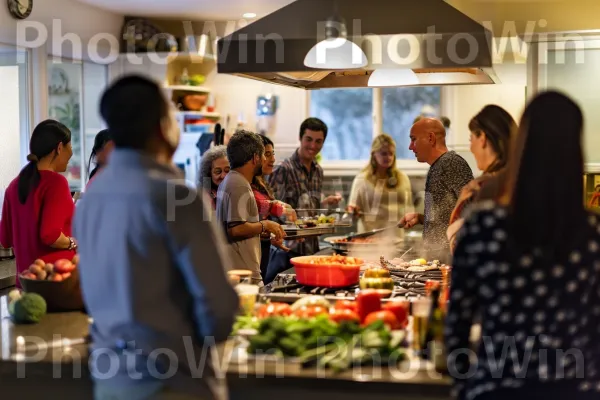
[0,120,77,285]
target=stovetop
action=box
[259,268,443,303]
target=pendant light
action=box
[303,2,367,70]
[368,69,420,87]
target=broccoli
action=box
[12,293,47,324]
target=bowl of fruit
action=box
[19,256,84,312]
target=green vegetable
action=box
[299,343,339,367]
[248,335,275,353]
[285,320,312,336]
[278,337,300,356]
[239,311,409,372]
[11,293,47,324]
[232,315,259,334]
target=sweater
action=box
[0,170,75,285]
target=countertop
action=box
[0,259,16,290]
[0,295,451,398]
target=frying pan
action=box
[324,235,404,253]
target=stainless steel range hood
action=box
[216,0,498,89]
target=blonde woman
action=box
[348,134,413,237]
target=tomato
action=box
[54,259,75,273]
[256,303,292,319]
[383,301,409,328]
[329,308,360,324]
[356,290,382,322]
[334,300,357,313]
[363,310,400,330]
[293,305,329,319]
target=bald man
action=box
[400,118,473,263]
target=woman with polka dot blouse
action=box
[445,91,600,400]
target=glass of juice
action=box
[411,297,432,353]
[235,284,259,315]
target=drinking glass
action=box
[235,284,259,315]
[411,297,432,353]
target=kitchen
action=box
[2,0,600,398]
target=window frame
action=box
[45,56,109,190]
[307,86,453,176]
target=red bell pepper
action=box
[356,290,381,322]
[382,300,409,328]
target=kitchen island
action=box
[0,294,451,399]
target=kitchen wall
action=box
[445,63,527,173]
[204,68,308,147]
[0,0,122,59]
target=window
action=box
[82,62,109,181]
[308,87,442,162]
[383,87,441,160]
[48,58,108,191]
[309,88,373,161]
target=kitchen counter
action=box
[0,295,451,398]
[0,258,16,290]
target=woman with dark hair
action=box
[0,120,77,285]
[446,91,600,400]
[447,105,517,252]
[252,135,297,280]
[88,129,114,181]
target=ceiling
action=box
[75,0,295,21]
[75,0,600,36]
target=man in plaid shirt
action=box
[266,118,342,282]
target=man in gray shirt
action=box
[216,130,285,284]
[74,76,238,400]
[400,118,473,263]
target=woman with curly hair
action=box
[198,145,229,209]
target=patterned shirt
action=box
[446,202,600,400]
[268,149,324,255]
[423,151,473,263]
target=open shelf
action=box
[177,110,221,119]
[165,85,211,94]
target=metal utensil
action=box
[345,222,405,241]
[397,247,413,261]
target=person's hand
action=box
[271,237,291,252]
[347,205,360,216]
[399,213,422,228]
[323,194,342,206]
[263,220,286,241]
[457,186,474,204]
[279,202,297,222]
